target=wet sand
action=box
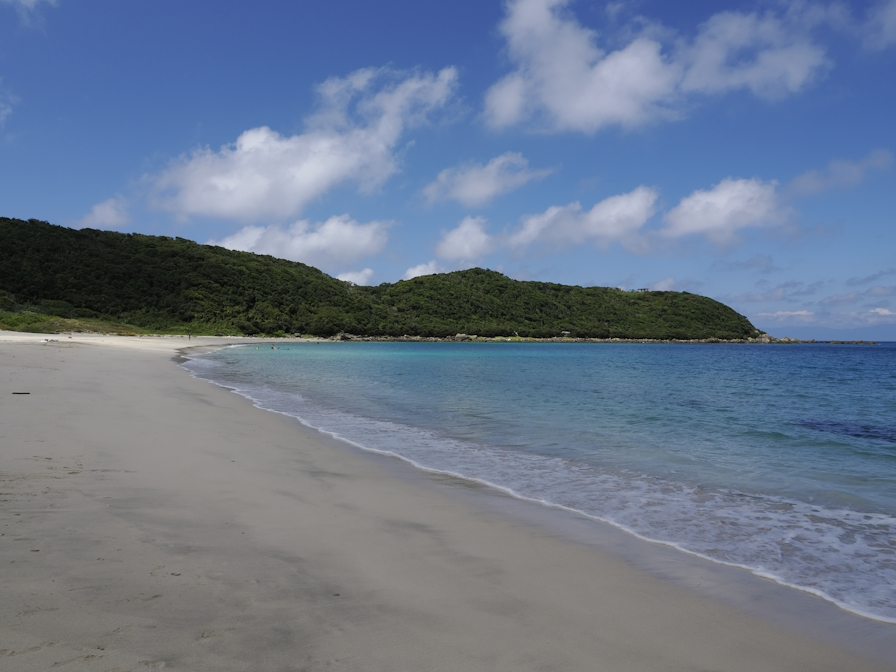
[1,332,893,671]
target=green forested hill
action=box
[0,217,758,339]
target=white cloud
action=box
[866,285,896,297]
[423,152,552,207]
[788,149,893,195]
[337,268,375,286]
[649,276,678,291]
[424,187,656,264]
[209,214,389,268]
[756,310,814,319]
[1,0,55,22]
[484,0,830,132]
[151,67,457,222]
[0,79,19,127]
[865,0,896,49]
[485,0,680,132]
[508,186,658,252]
[0,100,12,126]
[871,307,895,316]
[403,260,442,280]
[662,178,784,243]
[77,196,131,229]
[434,216,495,261]
[0,0,53,9]
[484,74,529,129]
[680,11,829,99]
[403,216,498,280]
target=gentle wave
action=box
[182,350,896,623]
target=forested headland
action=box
[0,217,759,339]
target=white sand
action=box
[1,332,893,671]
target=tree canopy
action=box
[0,218,758,339]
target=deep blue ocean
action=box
[182,341,896,622]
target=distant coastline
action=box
[278,332,882,345]
[4,328,880,346]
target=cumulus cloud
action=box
[417,186,657,267]
[209,214,389,269]
[403,260,443,280]
[423,152,552,207]
[871,307,896,316]
[864,0,896,49]
[484,0,830,132]
[151,67,457,222]
[507,186,658,252]
[337,268,375,286]
[789,149,892,195]
[485,0,680,132]
[434,216,495,261]
[649,276,677,291]
[680,10,829,99]
[403,217,496,279]
[77,196,131,229]
[662,178,785,243]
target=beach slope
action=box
[1,333,891,671]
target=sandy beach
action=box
[1,332,894,671]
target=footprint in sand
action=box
[51,654,100,668]
[17,607,59,618]
[0,641,58,657]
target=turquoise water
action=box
[183,342,896,622]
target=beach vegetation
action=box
[0,307,145,335]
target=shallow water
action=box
[182,341,896,622]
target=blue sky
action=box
[2,0,895,338]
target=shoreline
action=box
[324,333,881,345]
[3,326,883,346]
[179,341,896,633]
[2,331,894,670]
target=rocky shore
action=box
[323,332,880,345]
